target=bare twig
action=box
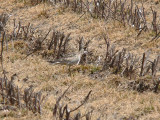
[70,90,92,113]
[0,31,5,71]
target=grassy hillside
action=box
[0,0,160,119]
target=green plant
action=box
[37,10,49,18]
[143,106,155,114]
[90,66,101,74]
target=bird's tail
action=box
[47,60,61,64]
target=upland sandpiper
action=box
[48,49,87,75]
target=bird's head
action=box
[80,49,87,55]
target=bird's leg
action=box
[63,66,65,72]
[68,65,71,76]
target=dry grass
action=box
[0,0,160,119]
[2,51,160,120]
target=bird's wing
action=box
[47,52,80,65]
[47,58,72,65]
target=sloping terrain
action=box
[0,0,160,120]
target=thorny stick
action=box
[0,31,5,72]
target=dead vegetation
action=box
[18,0,160,40]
